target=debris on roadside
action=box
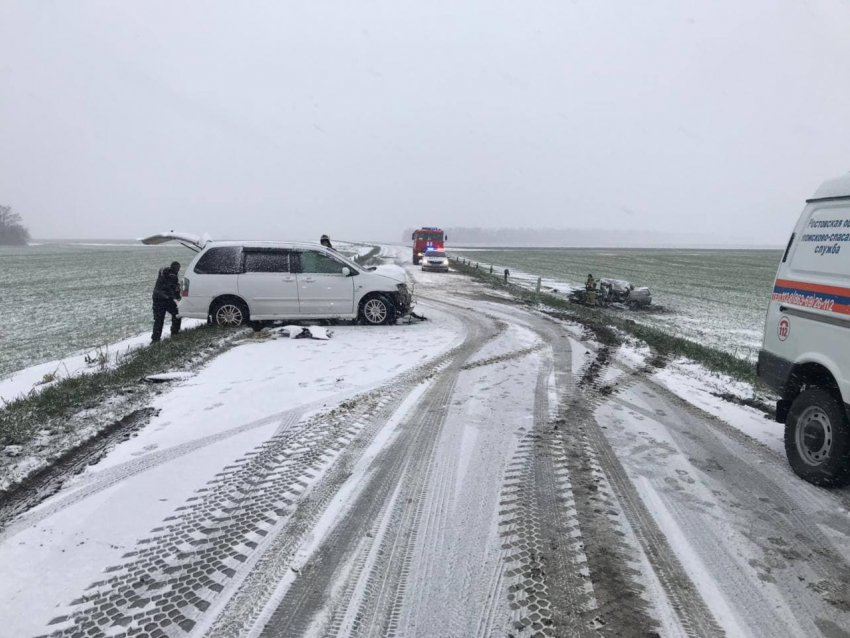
[276,325,334,340]
[143,372,194,384]
[232,325,335,346]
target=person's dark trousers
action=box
[151,299,182,342]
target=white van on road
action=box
[141,233,412,326]
[758,173,850,487]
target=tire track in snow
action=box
[530,356,601,637]
[395,350,546,638]
[495,308,723,637]
[29,315,489,638]
[2,306,470,543]
[609,385,850,635]
[552,324,723,637]
[492,345,601,638]
[1,407,308,542]
[461,343,545,372]
[247,308,497,638]
[485,297,849,636]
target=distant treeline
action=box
[402,227,718,248]
[0,205,31,246]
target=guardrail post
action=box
[535,276,542,302]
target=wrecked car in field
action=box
[569,278,652,309]
[599,278,652,307]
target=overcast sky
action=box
[1,0,849,245]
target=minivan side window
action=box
[244,250,291,273]
[194,247,243,274]
[298,250,345,274]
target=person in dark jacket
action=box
[320,234,334,250]
[585,273,597,306]
[151,261,182,342]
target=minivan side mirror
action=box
[341,267,351,277]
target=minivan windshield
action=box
[324,248,361,272]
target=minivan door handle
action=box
[283,276,295,282]
[302,277,316,283]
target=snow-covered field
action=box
[0,242,199,379]
[0,246,848,638]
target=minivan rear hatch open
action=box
[140,231,212,252]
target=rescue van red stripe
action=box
[775,279,850,298]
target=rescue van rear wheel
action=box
[785,388,850,487]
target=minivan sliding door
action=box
[237,249,299,318]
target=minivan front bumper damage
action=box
[392,283,413,318]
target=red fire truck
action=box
[411,227,447,265]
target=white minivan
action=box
[141,233,412,327]
[758,173,850,487]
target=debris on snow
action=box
[305,326,332,340]
[143,372,194,384]
[277,325,334,340]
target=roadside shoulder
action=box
[0,325,242,497]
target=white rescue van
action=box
[758,173,850,487]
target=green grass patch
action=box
[0,325,240,447]
[451,258,758,384]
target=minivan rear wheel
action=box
[211,299,249,327]
[785,387,850,487]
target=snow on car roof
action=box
[208,240,333,249]
[811,173,850,201]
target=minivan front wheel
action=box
[785,388,850,487]
[211,299,249,327]
[360,296,393,325]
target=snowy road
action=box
[1,250,849,638]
